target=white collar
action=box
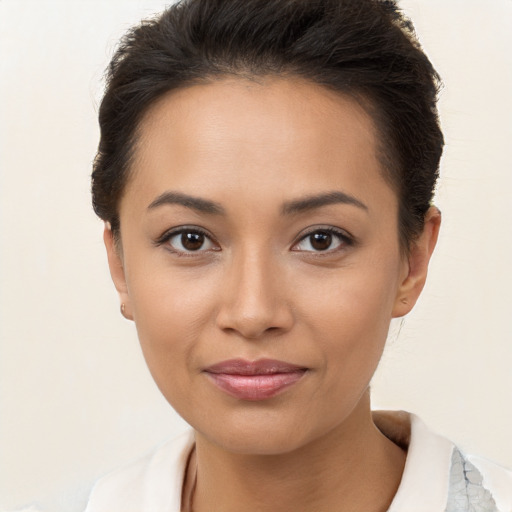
[170,411,456,511]
[376,411,454,512]
[86,411,457,511]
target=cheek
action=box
[299,260,400,336]
[296,257,401,377]
[126,241,223,327]
[126,262,222,398]
[292,276,396,440]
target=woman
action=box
[85,0,512,510]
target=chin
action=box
[191,409,328,456]
[206,429,309,456]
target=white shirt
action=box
[84,412,512,512]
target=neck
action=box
[188,393,406,512]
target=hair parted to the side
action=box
[92,0,443,249]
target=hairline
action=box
[113,72,409,253]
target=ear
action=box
[103,223,133,321]
[392,206,441,318]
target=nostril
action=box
[217,316,292,340]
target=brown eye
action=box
[181,232,205,251]
[310,232,332,251]
[293,228,349,253]
[165,229,217,253]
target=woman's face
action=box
[107,78,424,455]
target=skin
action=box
[105,77,440,512]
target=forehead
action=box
[124,77,395,214]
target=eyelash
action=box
[154,226,220,257]
[292,227,355,255]
[154,226,355,256]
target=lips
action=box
[203,359,307,401]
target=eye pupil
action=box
[181,232,204,251]
[311,232,332,251]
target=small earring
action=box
[120,303,127,318]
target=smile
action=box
[203,359,308,401]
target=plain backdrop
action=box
[1,1,511,511]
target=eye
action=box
[292,228,351,253]
[157,227,219,254]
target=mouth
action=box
[203,359,308,401]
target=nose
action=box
[215,248,294,340]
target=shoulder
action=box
[463,452,512,512]
[376,411,512,512]
[84,430,194,512]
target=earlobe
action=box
[103,223,133,320]
[392,206,441,318]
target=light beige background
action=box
[0,1,511,511]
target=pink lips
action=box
[204,359,307,401]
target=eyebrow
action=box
[281,191,368,215]
[147,190,367,216]
[148,191,225,215]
